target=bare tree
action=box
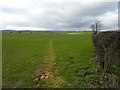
[91,24,96,33]
[91,21,102,34]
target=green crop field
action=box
[2,31,102,88]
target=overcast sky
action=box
[0,0,118,31]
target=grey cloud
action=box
[76,2,117,17]
[0,6,26,14]
[0,1,118,30]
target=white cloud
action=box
[0,0,118,30]
[5,25,50,31]
[98,9,118,29]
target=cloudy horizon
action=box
[0,0,118,31]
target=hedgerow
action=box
[92,31,120,88]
